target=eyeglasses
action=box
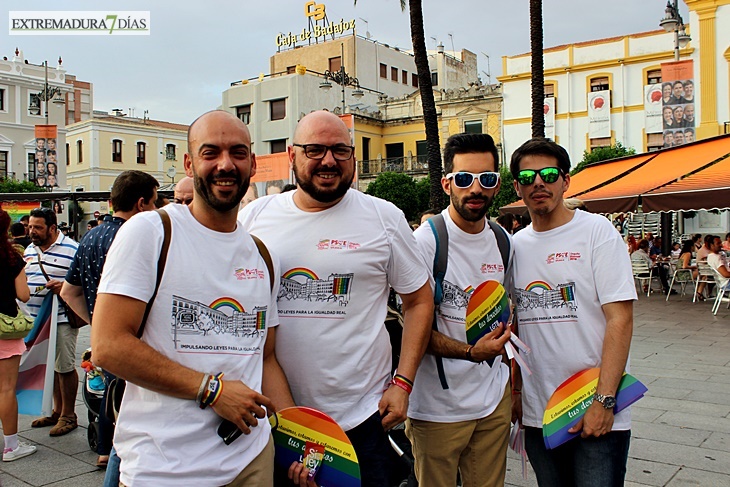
[516,167,563,185]
[293,143,354,161]
[446,171,500,189]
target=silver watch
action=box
[593,393,617,410]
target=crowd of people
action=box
[9,108,727,487]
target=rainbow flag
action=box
[542,368,647,449]
[465,280,510,346]
[17,294,58,416]
[271,407,360,486]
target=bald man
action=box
[173,176,194,205]
[92,110,292,486]
[239,110,433,486]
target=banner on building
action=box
[661,60,695,148]
[34,125,58,188]
[587,90,611,138]
[2,201,40,223]
[544,97,556,141]
[243,152,292,207]
[644,84,663,134]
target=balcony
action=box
[359,155,429,176]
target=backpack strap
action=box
[487,219,511,271]
[137,209,171,339]
[427,214,450,390]
[251,235,275,293]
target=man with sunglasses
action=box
[510,139,636,486]
[407,133,513,487]
[239,110,433,486]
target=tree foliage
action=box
[0,178,44,193]
[490,167,519,217]
[571,142,636,175]
[365,172,420,222]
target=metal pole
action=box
[44,60,49,125]
[340,43,346,112]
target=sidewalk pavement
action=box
[1,290,729,486]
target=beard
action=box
[292,155,353,204]
[451,192,492,222]
[193,169,250,212]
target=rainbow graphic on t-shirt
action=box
[464,285,475,295]
[209,298,244,313]
[526,281,552,292]
[282,268,319,280]
[271,407,361,486]
[542,368,647,450]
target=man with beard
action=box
[91,111,292,486]
[407,133,513,487]
[24,207,80,437]
[510,139,636,486]
[239,110,433,487]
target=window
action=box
[647,133,664,152]
[77,140,83,164]
[590,77,609,92]
[236,104,251,124]
[0,88,4,111]
[270,99,286,121]
[647,69,662,85]
[0,151,7,178]
[270,139,287,154]
[329,57,341,73]
[66,143,70,166]
[361,137,370,161]
[416,140,428,168]
[464,120,483,134]
[589,137,611,150]
[391,67,398,82]
[380,63,387,78]
[412,73,419,88]
[385,143,404,171]
[112,139,122,163]
[28,92,42,117]
[165,144,176,160]
[544,84,555,98]
[27,153,35,181]
[431,72,438,87]
[137,142,146,164]
[286,66,297,74]
[402,70,408,85]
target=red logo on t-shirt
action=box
[546,252,581,265]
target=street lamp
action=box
[659,1,691,61]
[319,44,363,112]
[32,58,65,125]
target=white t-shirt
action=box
[239,190,429,431]
[707,253,729,288]
[98,204,280,487]
[410,210,511,422]
[512,210,637,430]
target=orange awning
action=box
[642,155,730,212]
[575,136,730,213]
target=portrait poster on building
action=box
[544,97,556,141]
[661,60,695,148]
[34,125,58,188]
[587,90,610,138]
[644,84,663,134]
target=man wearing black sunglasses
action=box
[408,133,513,487]
[509,138,636,487]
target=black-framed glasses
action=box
[516,167,563,185]
[293,143,354,161]
[446,171,500,189]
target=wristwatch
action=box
[593,393,617,410]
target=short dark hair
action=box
[20,215,29,223]
[705,235,717,247]
[443,133,499,174]
[638,239,650,250]
[282,184,297,193]
[673,80,683,88]
[683,80,693,87]
[420,208,440,219]
[510,138,571,179]
[30,207,57,228]
[10,222,26,237]
[88,220,98,228]
[111,170,159,212]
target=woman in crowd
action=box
[627,235,638,254]
[723,233,730,252]
[0,208,36,462]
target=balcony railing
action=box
[359,155,429,176]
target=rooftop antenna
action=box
[481,52,492,85]
[359,17,371,39]
[448,32,455,53]
[430,36,437,49]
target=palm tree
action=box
[356,0,443,208]
[530,0,545,138]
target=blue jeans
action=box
[102,446,120,487]
[345,411,393,487]
[524,426,630,487]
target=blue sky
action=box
[2,1,687,124]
